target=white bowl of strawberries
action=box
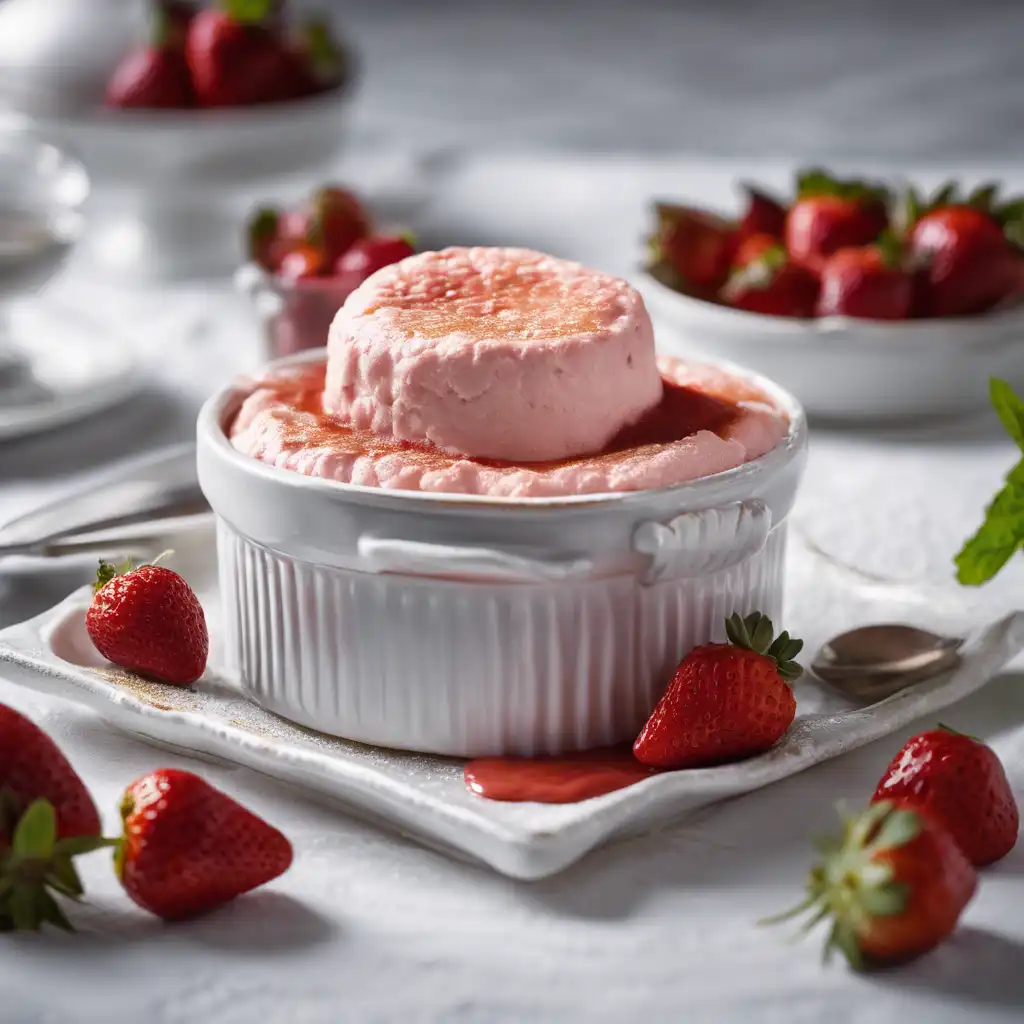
[1,0,356,280]
[638,170,1024,422]
[234,183,416,359]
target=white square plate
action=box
[1,524,1021,879]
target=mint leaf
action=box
[991,378,1024,450]
[956,472,1024,585]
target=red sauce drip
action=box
[463,745,661,803]
[237,362,745,471]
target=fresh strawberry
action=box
[872,726,1019,866]
[785,169,889,270]
[768,802,977,969]
[0,704,112,932]
[85,558,208,686]
[815,238,913,320]
[334,235,415,286]
[649,202,737,296]
[908,205,1021,317]
[737,185,787,241]
[104,2,195,109]
[186,0,301,108]
[721,241,819,317]
[634,613,802,769]
[731,232,783,269]
[280,186,371,264]
[116,769,293,920]
[0,703,100,845]
[279,243,327,281]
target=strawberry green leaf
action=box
[8,887,34,932]
[889,187,922,237]
[1005,218,1024,251]
[750,615,774,654]
[46,859,83,899]
[997,198,1024,223]
[871,807,921,851]
[929,181,960,208]
[876,229,904,269]
[858,881,909,918]
[93,558,133,594]
[37,889,74,933]
[795,167,836,197]
[12,800,56,859]
[967,182,1000,210]
[223,0,274,24]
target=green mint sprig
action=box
[955,378,1024,585]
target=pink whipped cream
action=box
[323,247,662,462]
[228,356,788,498]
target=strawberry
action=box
[186,0,302,108]
[633,612,802,769]
[908,204,1021,317]
[280,186,371,264]
[737,185,787,241]
[872,726,1019,867]
[721,241,819,318]
[785,169,889,270]
[86,558,208,686]
[731,232,783,269]
[815,238,913,320]
[104,2,195,109]
[649,202,737,296]
[334,235,415,287]
[116,769,293,920]
[0,703,100,845]
[0,704,113,932]
[768,802,977,969]
[279,242,327,281]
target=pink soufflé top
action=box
[228,247,788,497]
[324,247,662,463]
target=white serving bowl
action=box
[196,350,807,757]
[6,89,353,281]
[639,273,1024,422]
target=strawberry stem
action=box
[94,558,132,594]
[0,799,118,932]
[221,0,275,25]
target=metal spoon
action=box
[810,624,964,702]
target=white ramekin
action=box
[196,350,808,757]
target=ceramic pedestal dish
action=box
[196,350,807,757]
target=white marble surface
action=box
[3,79,1024,1024]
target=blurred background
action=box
[4,0,1024,622]
[329,0,1024,161]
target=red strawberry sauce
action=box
[232,362,744,467]
[464,745,663,803]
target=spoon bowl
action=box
[810,624,964,703]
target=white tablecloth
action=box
[2,150,1024,1022]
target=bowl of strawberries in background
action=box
[0,0,357,281]
[637,169,1024,422]
[235,183,417,358]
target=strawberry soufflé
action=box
[228,246,789,497]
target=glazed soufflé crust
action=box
[229,247,788,497]
[323,247,663,462]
